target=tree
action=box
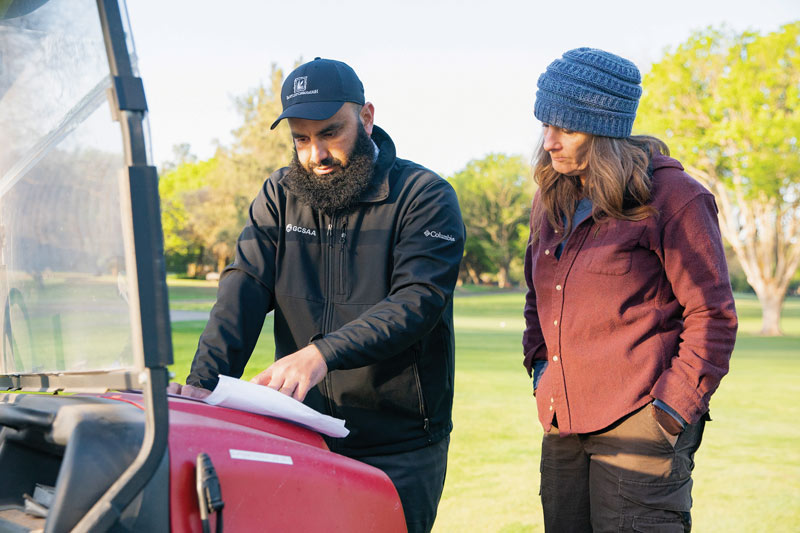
[160,143,196,173]
[159,155,217,274]
[450,154,535,288]
[636,22,800,335]
[194,64,294,273]
[158,64,295,275]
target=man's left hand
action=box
[250,344,328,402]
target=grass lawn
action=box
[167,284,800,532]
[167,279,276,381]
[166,278,220,311]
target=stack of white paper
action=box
[23,484,55,519]
[203,376,349,438]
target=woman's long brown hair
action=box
[530,134,670,244]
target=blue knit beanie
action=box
[534,48,642,138]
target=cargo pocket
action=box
[619,476,691,532]
[538,428,570,516]
[631,516,685,532]
[538,458,556,513]
[538,460,543,497]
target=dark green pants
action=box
[540,404,707,532]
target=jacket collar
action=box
[650,153,684,172]
[358,125,394,203]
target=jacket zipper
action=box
[412,351,431,436]
[337,219,347,295]
[322,216,335,330]
[322,216,336,422]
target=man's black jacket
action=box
[188,126,465,457]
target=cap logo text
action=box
[287,76,319,101]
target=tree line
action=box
[159,23,800,335]
[160,65,294,276]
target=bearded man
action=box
[169,58,465,533]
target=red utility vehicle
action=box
[0,1,406,531]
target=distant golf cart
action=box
[0,1,406,531]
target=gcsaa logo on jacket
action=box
[424,229,455,242]
[286,223,317,236]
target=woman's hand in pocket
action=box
[653,404,682,447]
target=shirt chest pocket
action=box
[582,221,646,276]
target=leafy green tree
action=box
[194,64,294,273]
[460,235,494,286]
[226,63,295,187]
[450,154,534,288]
[637,22,800,335]
[159,155,217,273]
[158,64,295,275]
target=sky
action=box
[126,0,800,177]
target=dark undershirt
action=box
[555,197,593,259]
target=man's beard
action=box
[285,125,376,214]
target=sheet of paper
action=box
[203,375,349,438]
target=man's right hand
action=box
[166,382,211,399]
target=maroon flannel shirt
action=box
[523,155,737,436]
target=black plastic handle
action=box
[196,452,224,533]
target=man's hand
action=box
[250,344,328,402]
[166,382,211,399]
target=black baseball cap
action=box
[270,58,365,130]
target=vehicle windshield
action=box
[0,0,137,375]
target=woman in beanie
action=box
[522,48,738,532]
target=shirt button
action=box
[553,320,558,326]
[552,355,559,362]
[549,405,553,411]
[555,284,562,291]
[550,397,554,403]
[544,249,550,255]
